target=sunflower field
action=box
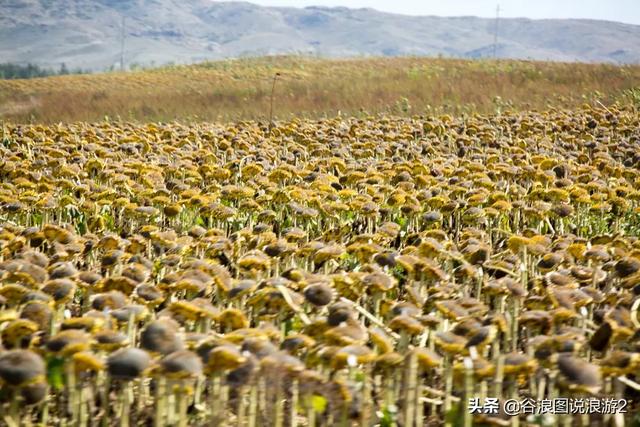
[1,104,640,426]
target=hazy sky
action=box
[226,0,640,25]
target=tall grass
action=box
[1,56,639,123]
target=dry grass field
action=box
[1,56,640,123]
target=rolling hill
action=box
[2,0,640,70]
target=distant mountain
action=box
[2,0,640,70]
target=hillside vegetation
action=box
[1,56,640,123]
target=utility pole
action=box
[120,15,126,71]
[268,72,281,135]
[492,4,500,59]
